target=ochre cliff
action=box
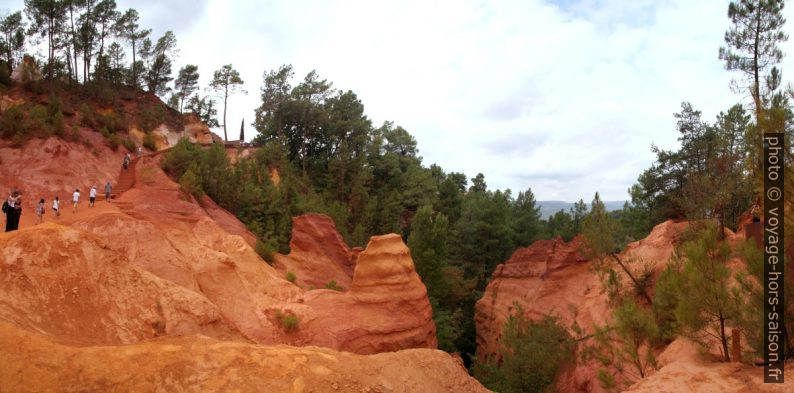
[273,213,355,289]
[0,321,486,393]
[475,220,689,392]
[0,138,471,390]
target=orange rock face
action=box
[0,322,487,393]
[625,338,793,392]
[273,214,355,289]
[301,234,438,354]
[475,220,690,392]
[0,133,125,204]
[0,138,462,390]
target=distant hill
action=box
[537,200,626,219]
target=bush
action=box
[138,105,165,132]
[179,167,203,198]
[280,314,299,332]
[0,105,25,138]
[108,134,121,151]
[473,305,574,393]
[142,132,156,151]
[324,280,343,291]
[79,104,97,128]
[255,238,278,263]
[162,138,202,177]
[0,60,11,87]
[121,138,136,152]
[285,271,297,283]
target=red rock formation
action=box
[0,134,464,389]
[0,321,488,393]
[273,214,354,289]
[0,224,245,345]
[476,220,690,392]
[625,338,793,392]
[300,234,438,354]
[0,133,125,203]
[0,148,438,356]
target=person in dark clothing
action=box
[5,189,22,232]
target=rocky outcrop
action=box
[0,321,488,393]
[0,132,125,203]
[301,234,438,354]
[625,338,793,392]
[0,224,245,345]
[273,214,355,289]
[0,135,468,390]
[475,220,690,392]
[0,150,438,355]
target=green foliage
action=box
[587,300,659,391]
[0,60,11,86]
[120,137,136,152]
[142,132,156,151]
[137,104,166,132]
[255,238,278,263]
[285,271,296,283]
[324,280,343,291]
[733,239,794,359]
[408,205,449,300]
[108,133,121,151]
[474,305,574,393]
[673,225,741,362]
[275,310,300,332]
[651,265,681,343]
[512,188,543,247]
[178,167,203,198]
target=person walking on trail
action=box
[105,181,112,201]
[4,189,22,232]
[89,185,97,207]
[52,196,60,218]
[35,198,45,224]
[72,189,80,213]
[123,153,130,171]
[137,146,142,158]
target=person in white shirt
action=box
[52,196,60,217]
[72,189,80,213]
[89,185,97,207]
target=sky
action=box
[3,0,794,201]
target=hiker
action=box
[35,198,45,224]
[137,146,142,157]
[4,189,22,232]
[105,181,112,201]
[122,153,130,170]
[89,185,97,207]
[72,188,80,213]
[52,196,60,217]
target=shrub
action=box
[79,104,97,128]
[162,138,201,177]
[473,305,574,393]
[179,167,203,198]
[285,271,297,283]
[138,105,165,132]
[121,138,136,152]
[280,313,299,332]
[0,105,25,138]
[255,238,278,263]
[108,134,121,151]
[142,132,156,151]
[324,280,343,291]
[0,60,11,87]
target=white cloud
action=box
[3,0,793,201]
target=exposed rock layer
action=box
[0,322,487,393]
